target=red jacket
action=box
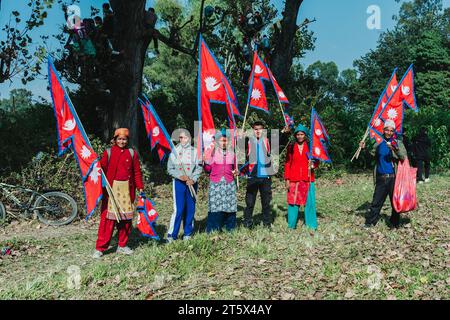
[284,142,318,182]
[100,145,144,204]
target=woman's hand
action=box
[359,141,366,149]
[232,169,239,177]
[179,175,189,181]
[186,179,194,186]
[285,180,290,190]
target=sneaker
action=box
[183,236,191,241]
[425,178,430,183]
[92,250,103,259]
[116,246,133,255]
[165,237,174,244]
[362,223,374,229]
[418,180,424,184]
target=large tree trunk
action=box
[107,0,149,148]
[271,0,304,85]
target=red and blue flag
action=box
[136,193,160,240]
[138,94,175,162]
[309,108,331,163]
[48,56,104,219]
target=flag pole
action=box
[101,171,122,223]
[351,127,369,162]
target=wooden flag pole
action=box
[351,127,370,162]
[241,103,250,132]
[100,171,121,223]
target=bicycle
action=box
[0,179,78,226]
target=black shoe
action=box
[243,221,253,229]
[362,223,374,229]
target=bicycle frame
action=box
[0,182,48,214]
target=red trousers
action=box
[95,209,132,251]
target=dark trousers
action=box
[206,211,236,233]
[416,159,430,181]
[244,177,272,227]
[366,175,400,227]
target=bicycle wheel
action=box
[0,201,6,221]
[33,192,78,226]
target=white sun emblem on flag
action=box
[387,108,398,119]
[401,85,410,96]
[315,147,321,156]
[63,119,76,131]
[148,209,157,217]
[204,76,221,92]
[255,65,264,74]
[152,126,160,137]
[80,145,91,160]
[278,91,286,98]
[203,131,215,149]
[251,88,262,100]
[89,164,101,184]
[315,129,323,136]
[373,118,381,127]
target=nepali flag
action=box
[136,193,160,240]
[138,94,174,162]
[284,112,295,128]
[379,65,418,134]
[247,52,271,112]
[198,35,240,156]
[267,66,289,105]
[369,68,398,143]
[309,108,331,163]
[48,56,104,219]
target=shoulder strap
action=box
[128,148,134,159]
[106,148,111,162]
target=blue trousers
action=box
[206,211,236,233]
[167,179,197,240]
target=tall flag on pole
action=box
[198,34,240,156]
[369,68,398,143]
[138,94,175,161]
[305,108,331,231]
[379,64,418,134]
[247,51,289,112]
[48,56,104,219]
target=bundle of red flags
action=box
[369,64,418,142]
[48,56,103,219]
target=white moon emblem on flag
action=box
[148,209,157,216]
[204,76,221,92]
[251,88,262,100]
[390,85,397,92]
[315,129,323,136]
[387,108,398,119]
[255,65,264,74]
[278,91,286,98]
[401,85,410,96]
[63,119,76,131]
[315,147,321,156]
[152,126,160,137]
[80,145,91,159]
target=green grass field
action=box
[0,172,449,299]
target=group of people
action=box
[92,119,424,258]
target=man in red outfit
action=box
[93,128,144,258]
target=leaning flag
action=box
[136,193,160,240]
[309,108,331,163]
[138,94,174,161]
[368,68,398,143]
[379,65,418,134]
[198,35,240,156]
[267,66,289,105]
[48,56,103,219]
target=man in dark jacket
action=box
[413,127,431,183]
[360,119,407,229]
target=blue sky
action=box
[0,0,449,100]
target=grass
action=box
[0,172,449,300]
